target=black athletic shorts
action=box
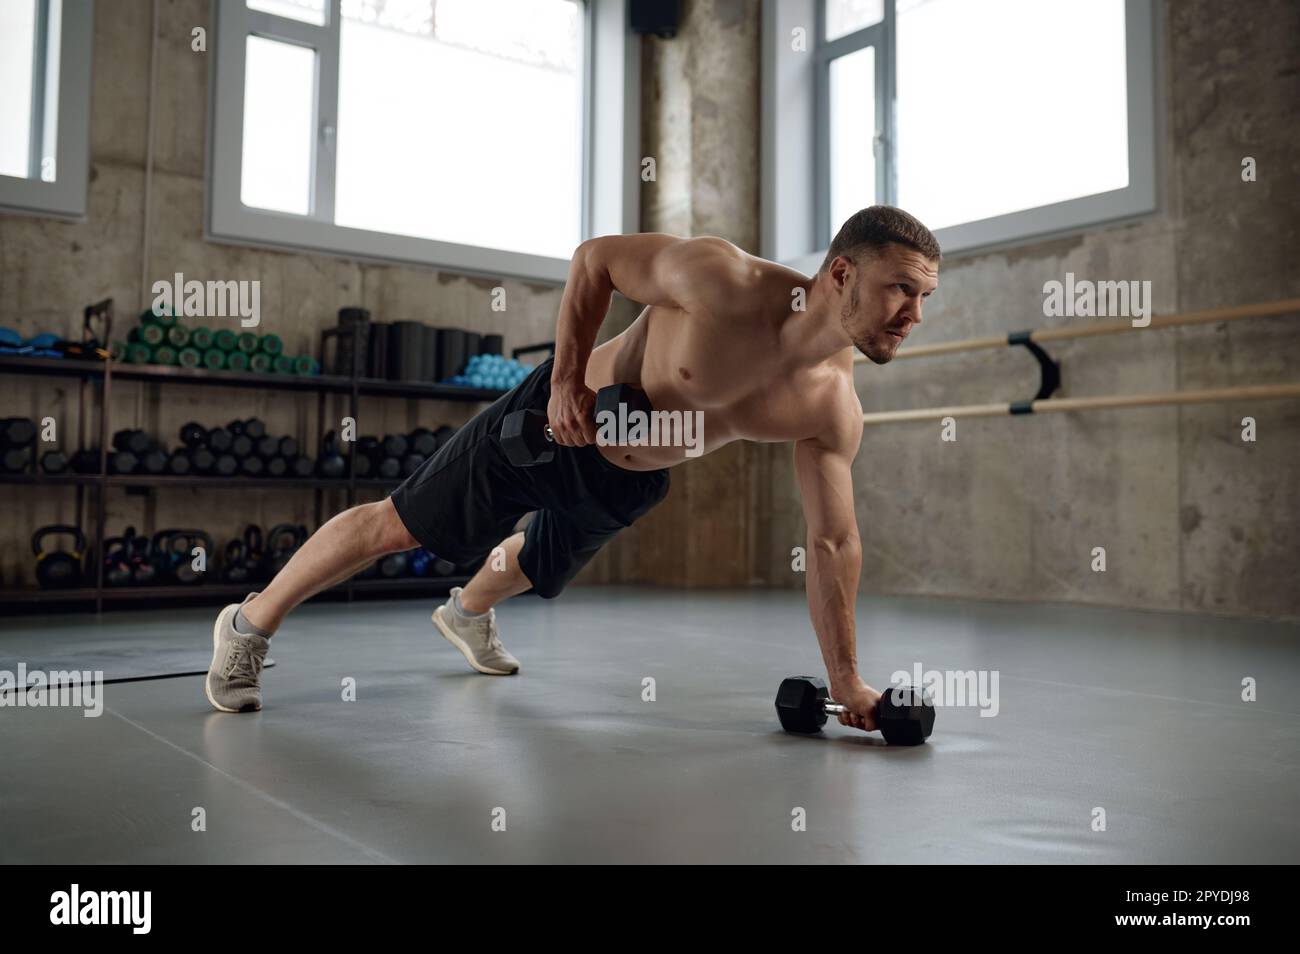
[390,358,670,598]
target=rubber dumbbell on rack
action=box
[1,417,37,473]
[774,676,936,745]
[40,449,69,474]
[317,431,347,479]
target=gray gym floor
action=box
[1,587,1297,864]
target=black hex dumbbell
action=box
[774,675,936,745]
[499,383,652,467]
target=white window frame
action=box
[763,0,1160,271]
[207,0,639,283]
[0,0,94,220]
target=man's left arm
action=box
[793,398,881,731]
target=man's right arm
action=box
[547,234,741,446]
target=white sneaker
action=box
[431,588,520,675]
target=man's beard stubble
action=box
[841,283,892,365]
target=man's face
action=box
[834,244,939,365]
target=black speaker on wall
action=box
[630,0,678,39]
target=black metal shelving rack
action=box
[1,305,510,613]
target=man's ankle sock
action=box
[233,606,272,638]
[452,591,488,620]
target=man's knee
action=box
[363,499,418,553]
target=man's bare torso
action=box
[580,246,862,472]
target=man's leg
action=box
[430,531,531,676]
[242,498,418,634]
[457,531,531,613]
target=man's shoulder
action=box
[793,356,863,453]
[672,237,808,317]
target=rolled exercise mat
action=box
[126,343,152,364]
[415,324,434,382]
[334,307,370,377]
[463,332,482,367]
[435,328,468,382]
[387,321,425,382]
[367,322,389,379]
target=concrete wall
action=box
[757,0,1300,619]
[0,0,565,586]
[608,0,1299,621]
[3,0,1296,621]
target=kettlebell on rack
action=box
[151,529,181,583]
[32,525,86,589]
[102,534,134,587]
[169,530,213,584]
[378,549,410,578]
[221,538,251,584]
[126,527,159,585]
[262,524,307,579]
[409,548,433,577]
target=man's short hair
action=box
[819,205,940,273]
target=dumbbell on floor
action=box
[499,384,652,467]
[774,675,936,745]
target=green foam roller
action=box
[136,323,165,347]
[272,353,294,374]
[126,343,152,364]
[189,327,214,350]
[258,334,283,356]
[152,344,178,366]
[236,332,259,354]
[248,352,273,373]
[202,348,226,371]
[166,325,190,348]
[292,355,318,376]
[214,329,238,352]
[177,347,201,369]
[226,351,249,372]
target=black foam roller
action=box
[435,328,467,381]
[367,322,389,380]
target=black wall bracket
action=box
[1007,330,1061,411]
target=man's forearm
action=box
[552,241,614,386]
[806,534,863,692]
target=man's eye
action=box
[896,284,910,293]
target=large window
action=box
[763,0,1158,265]
[0,0,93,219]
[211,0,638,282]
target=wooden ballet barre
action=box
[852,297,1300,363]
[861,382,1300,425]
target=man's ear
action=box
[828,254,854,291]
